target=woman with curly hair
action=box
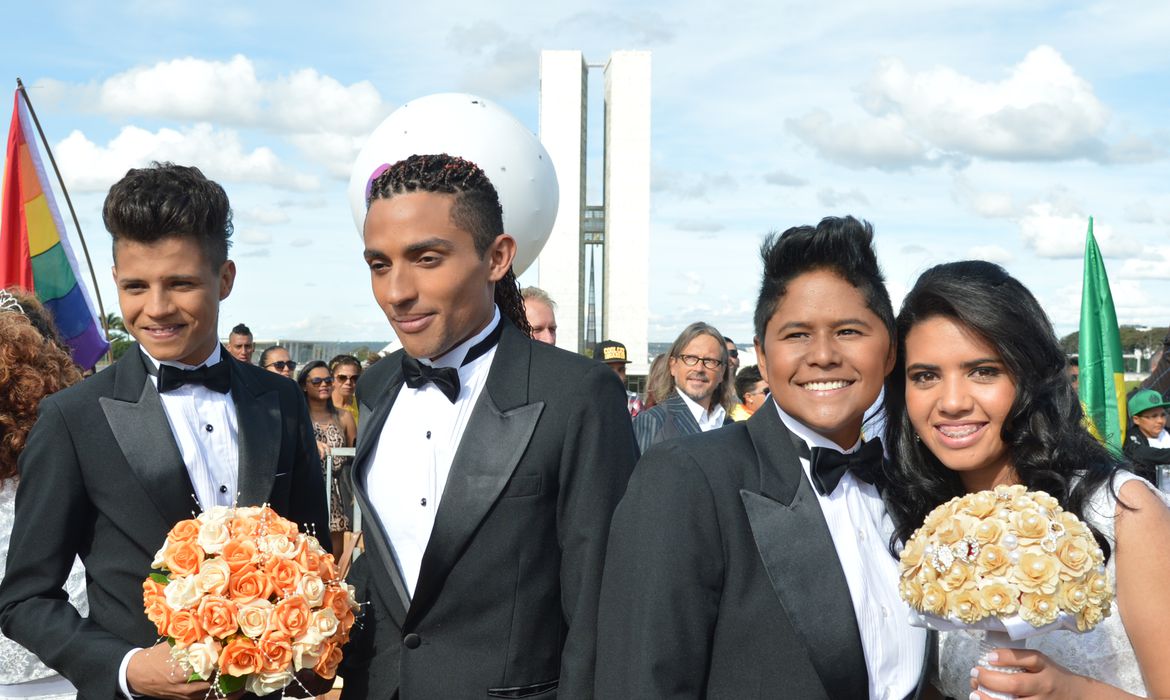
[0,288,85,699]
[884,261,1170,699]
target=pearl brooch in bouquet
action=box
[142,505,360,696]
[898,484,1112,700]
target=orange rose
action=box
[317,553,338,581]
[229,566,273,604]
[257,630,294,673]
[163,540,205,577]
[145,598,173,636]
[230,514,262,539]
[264,557,303,597]
[313,642,343,680]
[263,508,296,536]
[295,545,321,575]
[272,595,311,638]
[167,609,203,648]
[324,587,351,621]
[167,518,202,544]
[143,578,166,604]
[221,538,259,572]
[218,637,264,677]
[197,595,239,639]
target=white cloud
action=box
[787,110,929,170]
[966,245,1013,264]
[862,46,1109,162]
[1119,247,1170,280]
[952,176,1017,218]
[55,123,319,193]
[1018,203,1139,259]
[675,219,725,233]
[238,229,273,245]
[447,21,537,96]
[817,187,870,208]
[1123,200,1156,224]
[763,170,808,187]
[240,207,291,226]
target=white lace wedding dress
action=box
[0,480,87,700]
[937,471,1170,699]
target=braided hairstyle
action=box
[365,154,531,336]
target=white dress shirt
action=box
[122,344,240,696]
[772,400,925,700]
[1149,428,1170,449]
[365,308,501,598]
[677,390,726,432]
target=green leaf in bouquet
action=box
[187,673,203,683]
[217,673,245,695]
[149,572,170,585]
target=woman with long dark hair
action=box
[884,261,1170,699]
[0,289,84,699]
[297,360,356,556]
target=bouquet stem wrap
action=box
[976,630,1027,700]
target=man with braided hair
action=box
[340,154,637,699]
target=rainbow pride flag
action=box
[1,91,107,368]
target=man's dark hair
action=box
[752,216,894,344]
[734,365,763,403]
[230,323,252,338]
[365,154,530,335]
[102,162,233,270]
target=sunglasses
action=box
[334,373,360,383]
[308,376,335,386]
[727,349,739,359]
[265,360,297,371]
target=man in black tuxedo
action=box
[597,217,930,699]
[0,163,330,700]
[338,154,637,699]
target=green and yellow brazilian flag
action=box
[1078,217,1126,453]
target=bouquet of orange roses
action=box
[142,505,359,695]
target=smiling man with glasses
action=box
[632,321,733,454]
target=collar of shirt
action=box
[676,390,726,431]
[1150,429,1170,449]
[420,306,501,370]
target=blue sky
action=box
[4,0,1168,344]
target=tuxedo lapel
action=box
[351,358,411,627]
[739,406,869,700]
[406,324,544,629]
[99,347,198,532]
[230,359,281,506]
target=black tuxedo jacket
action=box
[596,405,931,699]
[338,322,638,700]
[0,346,330,700]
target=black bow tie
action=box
[157,359,231,394]
[400,319,504,403]
[797,437,884,496]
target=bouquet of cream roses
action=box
[142,505,359,695]
[898,484,1112,699]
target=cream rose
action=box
[1055,537,1094,580]
[976,581,1019,616]
[975,544,1010,577]
[291,639,323,672]
[948,588,985,624]
[164,574,202,610]
[236,599,274,638]
[195,558,231,596]
[302,608,340,645]
[1019,592,1060,627]
[297,573,326,608]
[245,670,293,696]
[185,638,221,680]
[196,518,231,555]
[151,542,168,569]
[262,534,300,559]
[1013,508,1050,541]
[1015,551,1060,594]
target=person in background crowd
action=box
[644,353,670,408]
[330,354,363,427]
[298,360,355,557]
[1124,388,1170,483]
[260,344,296,378]
[595,340,645,418]
[724,336,741,374]
[226,322,255,364]
[731,364,768,421]
[521,286,557,345]
[1067,355,1079,394]
[0,289,85,700]
[632,321,733,454]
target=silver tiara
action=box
[0,289,26,315]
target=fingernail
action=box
[970,667,979,678]
[969,693,980,700]
[986,651,999,663]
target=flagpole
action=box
[15,77,108,337]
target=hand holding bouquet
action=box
[142,505,359,695]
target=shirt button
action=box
[205,424,214,433]
[219,485,228,494]
[858,529,867,541]
[420,498,427,507]
[881,605,890,619]
[425,430,431,439]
